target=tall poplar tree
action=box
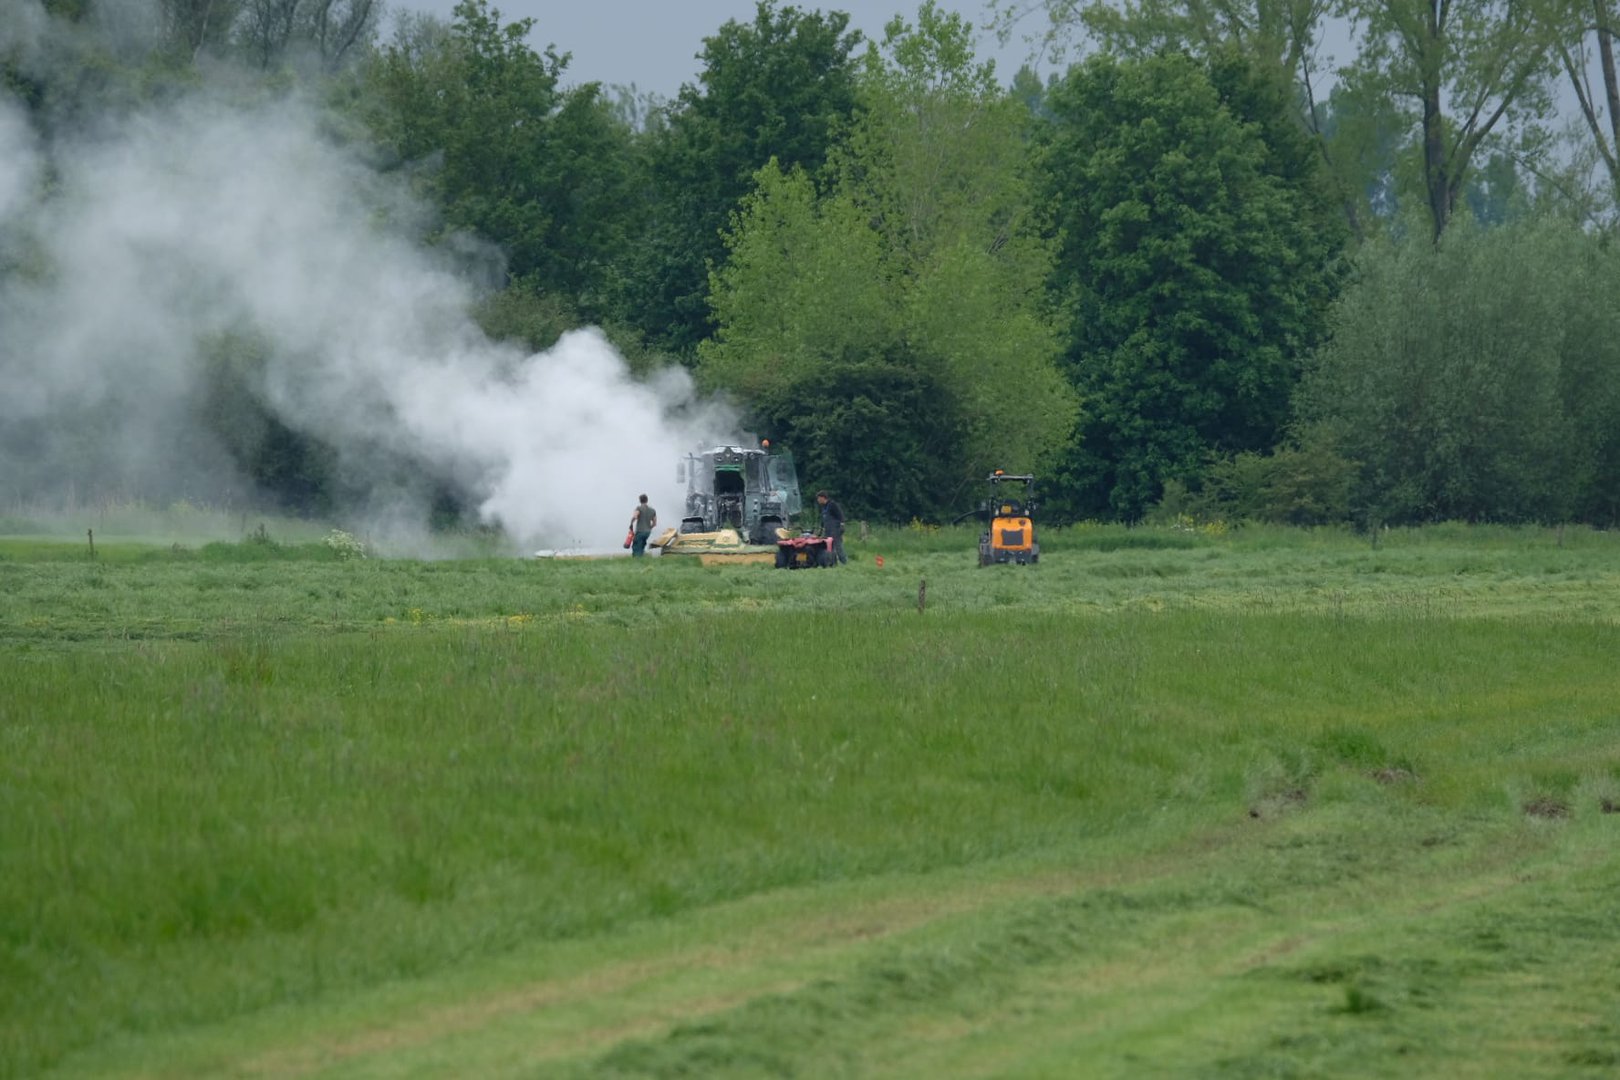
[1344,0,1564,240]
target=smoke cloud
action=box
[0,2,49,69]
[0,12,736,554]
[0,100,39,224]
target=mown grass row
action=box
[6,522,1620,649]
[573,813,1620,1080]
[4,606,1619,1075]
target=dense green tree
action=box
[1297,218,1620,525]
[699,164,962,519]
[362,0,640,317]
[750,345,968,520]
[364,0,564,276]
[192,335,292,509]
[700,5,1075,518]
[699,165,931,516]
[991,0,1366,229]
[841,4,1073,486]
[997,0,1573,240]
[618,1,864,356]
[1188,442,1357,526]
[702,166,894,399]
[1037,51,1346,520]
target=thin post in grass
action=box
[87,528,95,559]
[918,577,926,614]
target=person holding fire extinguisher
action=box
[626,494,657,556]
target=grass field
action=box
[3,518,1619,1078]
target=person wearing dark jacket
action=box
[816,490,847,565]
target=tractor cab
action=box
[675,442,802,545]
[979,471,1039,566]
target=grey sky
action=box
[389,0,1048,99]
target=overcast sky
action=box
[389,0,1047,99]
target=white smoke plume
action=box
[2,0,161,81]
[0,1,50,68]
[0,99,39,224]
[0,29,737,553]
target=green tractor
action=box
[652,441,803,563]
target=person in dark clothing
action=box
[629,494,657,557]
[816,490,847,565]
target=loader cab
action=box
[991,494,1029,518]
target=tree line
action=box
[6,0,1620,527]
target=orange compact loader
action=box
[978,471,1039,566]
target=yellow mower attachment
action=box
[652,527,779,565]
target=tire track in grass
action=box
[831,848,1619,1079]
[216,881,1069,1078]
[94,843,1214,1079]
[553,833,1610,1079]
[64,812,1608,1079]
